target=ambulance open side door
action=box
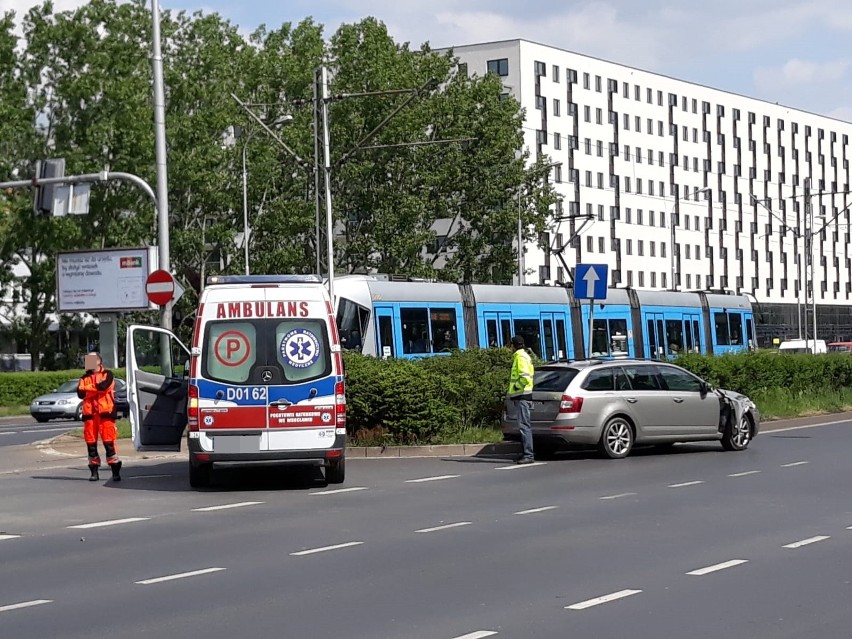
[126,325,191,452]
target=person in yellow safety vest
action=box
[508,334,535,464]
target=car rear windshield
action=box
[533,368,579,392]
[202,318,331,385]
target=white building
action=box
[451,39,852,343]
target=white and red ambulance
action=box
[125,275,346,488]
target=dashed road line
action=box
[192,501,265,512]
[126,474,174,480]
[728,470,761,477]
[136,567,226,585]
[565,589,642,610]
[783,535,830,549]
[515,506,558,515]
[0,534,21,541]
[781,461,809,468]
[452,632,498,639]
[290,541,364,556]
[668,481,704,488]
[600,492,637,500]
[0,432,15,436]
[311,487,369,495]
[415,522,472,534]
[495,462,547,471]
[686,559,748,576]
[405,475,460,483]
[0,599,53,614]
[68,517,151,529]
[21,428,72,434]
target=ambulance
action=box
[125,275,346,488]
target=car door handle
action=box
[626,397,638,404]
[673,397,684,403]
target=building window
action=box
[638,240,644,256]
[587,236,593,252]
[661,272,667,288]
[686,274,691,289]
[649,210,656,226]
[651,272,657,287]
[624,177,631,193]
[637,209,644,225]
[597,140,603,157]
[628,271,634,286]
[648,149,654,165]
[661,243,667,258]
[660,211,666,227]
[598,237,605,252]
[583,72,590,89]
[598,205,605,221]
[553,133,561,150]
[552,65,560,82]
[623,113,630,130]
[553,99,560,116]
[635,147,642,163]
[584,105,591,122]
[635,85,641,100]
[626,240,633,255]
[650,241,656,257]
[596,108,603,124]
[595,75,602,92]
[486,58,509,76]
[585,138,592,154]
[534,60,546,76]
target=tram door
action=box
[483,311,513,348]
[683,313,702,354]
[645,313,667,359]
[375,305,396,359]
[541,313,570,361]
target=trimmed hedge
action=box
[0,369,127,407]
[674,351,852,397]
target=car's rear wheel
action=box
[721,414,751,451]
[598,417,634,459]
[326,457,345,484]
[189,460,212,488]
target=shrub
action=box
[0,369,127,407]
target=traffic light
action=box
[33,158,65,215]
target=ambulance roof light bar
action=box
[206,274,322,286]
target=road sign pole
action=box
[588,299,595,359]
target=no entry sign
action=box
[145,269,175,306]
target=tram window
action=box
[486,319,499,347]
[647,319,658,359]
[543,320,555,360]
[336,297,369,352]
[430,308,458,351]
[746,318,755,349]
[401,308,430,354]
[728,313,744,345]
[714,312,730,345]
[556,319,568,359]
[583,369,614,391]
[609,319,628,355]
[378,315,395,358]
[513,319,542,357]
[591,319,609,355]
[656,320,665,356]
[500,319,512,346]
[665,319,685,354]
[684,322,694,352]
[692,320,701,352]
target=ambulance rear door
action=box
[126,325,191,452]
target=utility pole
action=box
[151,0,171,331]
[805,178,817,347]
[318,66,336,305]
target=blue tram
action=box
[333,275,756,361]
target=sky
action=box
[2,0,851,123]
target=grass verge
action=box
[752,388,852,421]
[349,425,505,447]
[0,405,31,417]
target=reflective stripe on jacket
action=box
[77,369,115,418]
[508,349,534,398]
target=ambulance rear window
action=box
[202,319,331,385]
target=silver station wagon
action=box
[502,359,760,459]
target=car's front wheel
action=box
[598,417,634,459]
[721,414,751,451]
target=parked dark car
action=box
[113,379,129,418]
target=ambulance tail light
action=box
[187,384,200,430]
[335,380,346,427]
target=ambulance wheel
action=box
[189,460,212,488]
[326,457,345,484]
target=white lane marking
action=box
[566,589,642,610]
[781,461,809,468]
[765,418,852,433]
[415,522,472,534]
[311,487,369,495]
[290,541,364,556]
[728,470,761,477]
[68,517,150,529]
[126,474,173,480]
[668,481,704,488]
[405,475,460,483]
[0,534,21,541]
[848,526,852,530]
[495,462,547,471]
[453,632,498,639]
[600,492,637,500]
[0,599,53,613]
[783,535,830,549]
[136,567,226,585]
[192,501,264,512]
[515,506,558,515]
[21,428,73,433]
[0,432,16,436]
[687,559,749,576]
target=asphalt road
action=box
[0,416,78,447]
[0,419,850,639]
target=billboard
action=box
[56,247,157,313]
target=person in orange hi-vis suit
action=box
[77,352,122,482]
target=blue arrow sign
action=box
[575,264,608,300]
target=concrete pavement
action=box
[0,416,849,638]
